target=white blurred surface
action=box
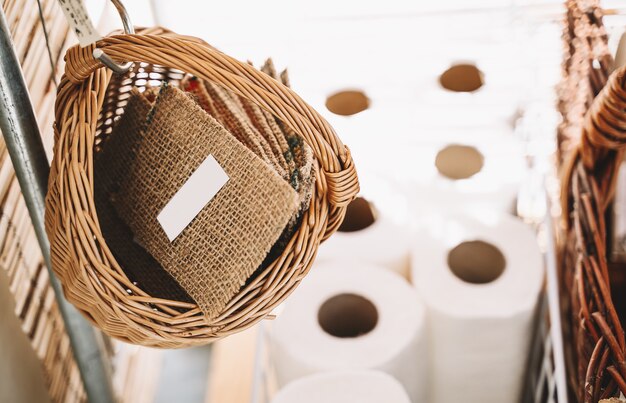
[149,0,563,223]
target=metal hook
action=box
[93,0,135,74]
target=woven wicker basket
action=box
[44,27,359,348]
[561,67,626,402]
[557,0,612,164]
[561,1,626,402]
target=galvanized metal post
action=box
[0,7,116,403]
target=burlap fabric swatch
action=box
[113,85,299,319]
[181,62,315,251]
[258,60,316,227]
[94,89,193,302]
[181,76,284,176]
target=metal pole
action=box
[0,8,116,403]
[544,198,569,403]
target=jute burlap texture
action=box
[114,85,299,319]
[180,64,315,249]
[259,61,316,222]
[94,89,193,302]
[95,64,315,307]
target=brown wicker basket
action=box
[44,27,359,348]
[557,0,612,164]
[561,54,626,403]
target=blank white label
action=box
[58,0,102,47]
[157,155,229,241]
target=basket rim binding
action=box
[45,27,359,347]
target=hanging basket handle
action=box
[62,33,359,214]
[562,66,626,220]
[91,0,135,74]
[579,67,626,158]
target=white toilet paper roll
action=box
[407,136,525,214]
[270,264,427,402]
[336,123,524,217]
[315,196,410,278]
[271,370,411,403]
[411,60,525,128]
[411,212,543,403]
[423,61,524,101]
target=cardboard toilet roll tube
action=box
[325,89,370,116]
[439,63,485,93]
